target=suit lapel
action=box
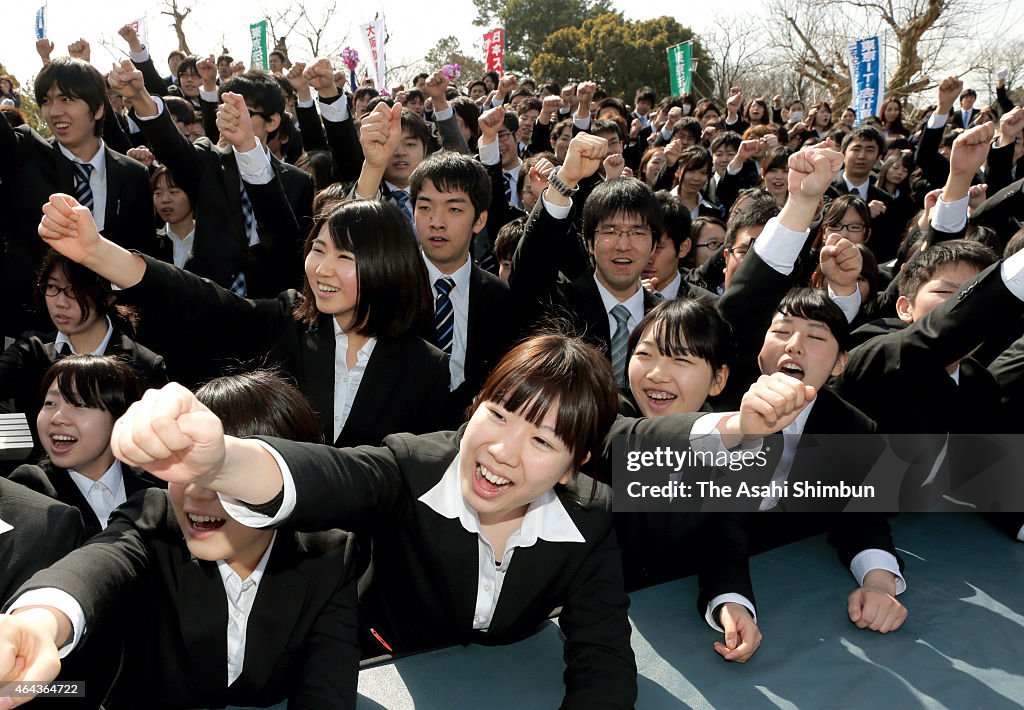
[302,319,336,442]
[103,151,122,228]
[464,266,486,373]
[48,467,104,535]
[50,142,78,195]
[177,557,230,691]
[572,274,612,350]
[423,508,481,634]
[235,534,308,689]
[487,541,565,635]
[339,336,400,446]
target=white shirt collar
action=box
[330,317,377,358]
[68,458,124,499]
[55,317,114,355]
[58,139,107,176]
[657,271,682,300]
[843,175,870,198]
[419,452,585,545]
[593,274,646,326]
[424,250,474,285]
[216,530,277,585]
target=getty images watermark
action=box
[606,431,1024,513]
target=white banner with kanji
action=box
[360,19,387,91]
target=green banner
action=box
[250,20,269,70]
[667,42,692,96]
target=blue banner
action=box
[35,5,46,40]
[847,36,885,125]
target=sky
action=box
[3,0,760,89]
[4,0,1022,101]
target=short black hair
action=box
[501,111,520,134]
[654,191,692,250]
[405,88,425,103]
[760,146,792,173]
[163,95,197,125]
[39,354,141,419]
[898,239,997,301]
[354,86,379,103]
[219,71,285,117]
[591,117,623,143]
[959,88,977,101]
[176,56,200,77]
[409,150,491,219]
[294,200,432,338]
[724,195,780,249]
[36,250,136,332]
[627,298,734,375]
[196,369,322,443]
[582,178,664,247]
[635,86,657,104]
[401,109,431,151]
[776,287,851,353]
[494,216,528,263]
[710,131,742,153]
[670,117,702,143]
[35,58,106,137]
[840,125,885,155]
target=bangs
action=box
[40,355,141,417]
[629,299,734,373]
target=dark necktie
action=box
[504,172,514,206]
[433,277,456,354]
[73,162,94,212]
[610,304,631,386]
[848,185,860,198]
[239,182,258,246]
[394,189,414,225]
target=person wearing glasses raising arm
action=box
[510,132,664,386]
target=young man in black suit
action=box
[355,102,515,424]
[0,58,154,338]
[824,126,900,260]
[108,59,313,298]
[510,132,662,386]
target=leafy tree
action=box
[472,0,613,72]
[0,62,45,133]
[423,36,485,84]
[530,14,711,100]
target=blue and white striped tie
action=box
[434,277,456,354]
[73,162,94,212]
[610,304,631,386]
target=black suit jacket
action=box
[13,488,359,709]
[8,461,163,538]
[0,478,116,710]
[510,204,659,360]
[0,122,155,336]
[258,430,636,709]
[133,107,313,296]
[120,256,450,445]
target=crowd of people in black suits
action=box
[1,25,1023,708]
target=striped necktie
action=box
[73,162,94,212]
[610,304,631,385]
[433,277,456,354]
[394,189,414,225]
[239,182,259,246]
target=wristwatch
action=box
[548,168,579,198]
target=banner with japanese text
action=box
[128,17,149,48]
[250,20,269,70]
[848,36,886,124]
[360,19,387,91]
[35,4,46,40]
[483,27,504,76]
[667,42,692,96]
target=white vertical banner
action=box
[360,18,387,91]
[128,17,149,48]
[847,35,886,124]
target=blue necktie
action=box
[239,182,259,246]
[394,189,414,225]
[73,162,94,212]
[434,277,455,354]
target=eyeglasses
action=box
[829,222,866,234]
[42,284,79,299]
[696,240,723,250]
[496,130,514,141]
[596,226,652,242]
[727,246,751,258]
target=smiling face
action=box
[458,400,579,526]
[304,224,359,329]
[415,179,487,274]
[628,325,726,417]
[757,312,846,389]
[763,168,788,203]
[37,382,115,479]
[384,127,426,188]
[883,101,901,123]
[678,164,710,197]
[41,84,102,158]
[169,481,275,577]
[590,211,654,299]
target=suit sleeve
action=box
[286,534,360,709]
[557,523,637,709]
[913,125,949,194]
[135,106,205,198]
[296,103,329,154]
[696,513,755,616]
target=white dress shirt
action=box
[57,141,108,232]
[55,317,114,355]
[164,223,196,269]
[332,320,377,443]
[594,276,645,344]
[67,460,126,529]
[424,254,473,390]
[219,535,276,685]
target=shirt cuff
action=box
[751,216,808,275]
[931,194,969,233]
[134,95,164,121]
[1000,247,1024,302]
[318,96,350,123]
[297,97,315,109]
[850,549,907,595]
[199,87,220,104]
[704,594,757,632]
[432,105,454,121]
[688,412,762,456]
[927,112,948,130]
[726,163,742,176]
[128,47,151,64]
[233,138,274,184]
[540,191,572,219]
[661,126,673,141]
[574,116,592,131]
[8,590,87,658]
[218,439,297,527]
[479,138,501,166]
[126,115,141,135]
[828,283,863,323]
